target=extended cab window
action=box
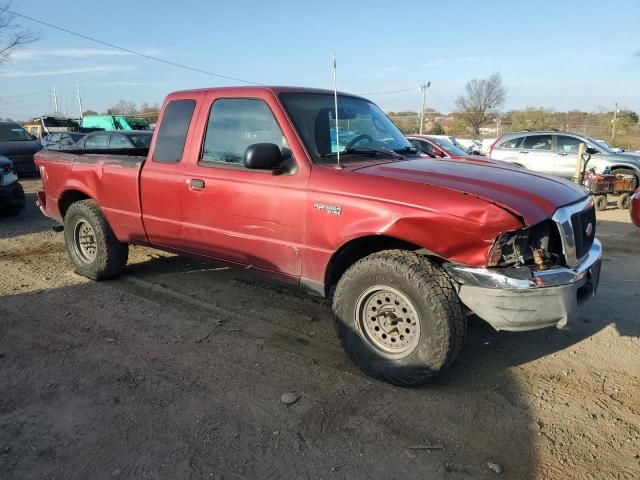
[153,99,196,163]
[522,135,552,150]
[201,98,285,166]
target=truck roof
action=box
[166,85,366,100]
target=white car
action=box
[455,138,481,154]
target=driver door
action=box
[179,93,308,278]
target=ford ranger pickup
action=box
[35,87,602,386]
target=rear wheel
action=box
[617,193,631,210]
[333,250,466,387]
[594,195,608,211]
[63,200,128,280]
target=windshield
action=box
[0,124,33,142]
[588,137,615,153]
[428,137,469,156]
[279,93,412,163]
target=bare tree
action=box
[0,2,38,66]
[107,100,138,115]
[455,73,506,137]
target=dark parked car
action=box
[0,155,25,216]
[0,121,43,176]
[70,130,153,151]
[41,132,86,150]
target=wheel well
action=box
[59,190,91,218]
[325,235,430,293]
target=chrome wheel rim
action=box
[73,220,97,263]
[355,286,421,358]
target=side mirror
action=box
[244,143,283,170]
[585,147,599,155]
[433,147,445,157]
[31,134,38,141]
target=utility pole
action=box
[612,103,618,140]
[51,85,59,114]
[419,81,430,134]
[76,80,84,118]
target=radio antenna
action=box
[333,51,342,169]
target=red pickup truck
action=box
[35,86,602,386]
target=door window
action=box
[522,135,552,150]
[152,99,196,163]
[200,98,286,166]
[85,134,109,148]
[556,136,582,154]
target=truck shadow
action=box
[4,245,632,479]
[123,252,554,478]
[0,275,540,480]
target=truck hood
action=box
[354,158,588,225]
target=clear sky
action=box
[1,0,639,120]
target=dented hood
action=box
[354,158,588,225]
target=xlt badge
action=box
[314,203,342,215]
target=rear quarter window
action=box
[152,99,196,163]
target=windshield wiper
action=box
[320,145,405,160]
[393,146,418,154]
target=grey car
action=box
[489,131,640,189]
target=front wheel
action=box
[333,250,466,387]
[594,195,608,211]
[63,200,128,280]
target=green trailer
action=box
[80,115,150,131]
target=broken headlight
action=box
[487,220,563,269]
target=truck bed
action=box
[35,150,148,244]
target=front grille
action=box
[571,205,596,261]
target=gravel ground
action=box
[0,179,639,480]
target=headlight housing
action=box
[487,220,563,268]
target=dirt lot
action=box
[1,180,639,480]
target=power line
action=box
[4,9,264,86]
[427,88,456,112]
[357,86,417,96]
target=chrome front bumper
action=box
[444,239,602,331]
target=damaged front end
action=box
[487,219,564,271]
[444,197,602,332]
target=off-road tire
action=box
[1,183,25,217]
[333,250,466,387]
[63,200,128,280]
[594,195,608,211]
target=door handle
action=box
[519,151,529,154]
[557,152,568,156]
[189,178,205,189]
